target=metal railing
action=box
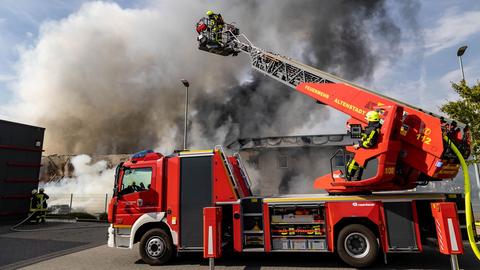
[329,149,348,182]
[46,193,111,216]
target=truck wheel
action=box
[337,224,378,268]
[139,228,174,265]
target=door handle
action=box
[137,199,143,207]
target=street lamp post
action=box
[456,45,480,201]
[457,45,468,81]
[181,79,189,150]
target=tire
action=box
[337,224,379,268]
[139,228,174,265]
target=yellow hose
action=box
[444,135,480,260]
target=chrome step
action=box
[243,248,264,252]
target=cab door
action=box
[115,165,158,225]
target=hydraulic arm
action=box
[196,18,470,194]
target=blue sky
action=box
[0,0,141,104]
[0,0,480,115]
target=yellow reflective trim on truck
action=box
[113,224,132,228]
[179,149,214,155]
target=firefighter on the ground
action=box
[29,189,40,223]
[206,10,224,42]
[29,189,38,216]
[38,188,49,222]
[345,110,382,181]
[29,188,49,223]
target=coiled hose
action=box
[444,135,480,260]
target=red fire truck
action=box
[106,19,477,268]
[107,147,473,268]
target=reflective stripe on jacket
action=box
[360,122,381,148]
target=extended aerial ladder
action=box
[196,19,471,194]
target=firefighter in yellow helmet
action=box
[206,10,224,42]
[37,188,49,223]
[345,110,382,180]
[29,189,39,222]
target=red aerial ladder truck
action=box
[106,18,478,269]
[108,147,474,268]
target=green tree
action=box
[441,80,480,162]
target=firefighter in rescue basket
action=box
[206,10,224,43]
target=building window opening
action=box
[278,156,288,168]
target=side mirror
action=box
[350,124,362,139]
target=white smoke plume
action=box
[41,155,114,194]
[3,0,417,155]
[40,155,114,212]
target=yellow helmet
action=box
[365,110,380,122]
[206,10,214,16]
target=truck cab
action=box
[107,147,252,264]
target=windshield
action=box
[119,167,152,195]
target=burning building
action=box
[229,133,375,195]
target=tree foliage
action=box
[441,80,480,162]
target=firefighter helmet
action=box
[39,188,44,193]
[365,110,380,122]
[206,10,214,16]
[32,189,37,194]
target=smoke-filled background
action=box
[10,0,476,211]
[4,0,417,155]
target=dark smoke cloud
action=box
[7,0,418,155]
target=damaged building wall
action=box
[229,134,371,195]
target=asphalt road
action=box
[0,221,108,270]
[20,242,480,270]
[1,221,478,270]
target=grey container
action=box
[308,239,327,250]
[291,239,308,250]
[272,238,290,250]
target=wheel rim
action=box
[344,232,370,259]
[146,236,166,258]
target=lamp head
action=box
[181,79,189,88]
[457,46,468,57]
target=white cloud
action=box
[0,73,15,82]
[424,10,480,55]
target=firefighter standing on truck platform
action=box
[345,110,382,181]
[206,10,224,42]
